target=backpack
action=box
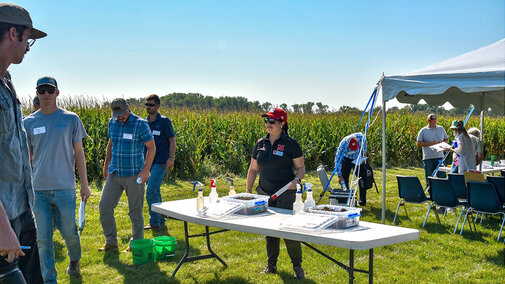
[359,161,378,192]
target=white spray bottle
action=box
[226,177,236,196]
[192,181,204,210]
[303,182,316,209]
[293,184,304,215]
[209,179,219,203]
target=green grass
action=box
[52,167,505,283]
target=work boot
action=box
[293,266,305,279]
[66,260,80,276]
[260,264,277,274]
[98,243,118,252]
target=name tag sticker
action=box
[152,130,161,136]
[33,126,46,135]
[123,133,133,140]
[273,150,284,157]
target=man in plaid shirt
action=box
[98,98,155,251]
[334,132,368,206]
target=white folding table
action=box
[153,198,419,283]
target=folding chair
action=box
[394,176,432,226]
[462,181,505,241]
[486,176,505,205]
[448,173,467,200]
[427,177,468,233]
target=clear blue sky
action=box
[8,0,505,109]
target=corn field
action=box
[23,99,505,184]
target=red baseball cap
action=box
[349,137,359,151]
[262,108,287,123]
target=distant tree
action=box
[316,102,329,114]
[338,105,361,113]
[261,102,272,112]
[301,102,315,114]
[292,104,302,113]
[280,103,289,111]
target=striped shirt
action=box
[334,132,367,176]
[108,112,153,177]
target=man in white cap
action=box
[24,76,91,281]
[416,114,449,184]
[0,3,46,283]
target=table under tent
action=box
[377,38,505,224]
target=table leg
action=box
[349,249,354,284]
[369,249,373,284]
[171,222,228,278]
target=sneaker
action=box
[66,260,80,276]
[143,224,160,230]
[260,265,277,274]
[293,266,305,279]
[98,243,118,252]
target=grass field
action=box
[50,167,505,283]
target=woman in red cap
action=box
[246,108,306,279]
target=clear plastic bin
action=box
[307,204,362,229]
[279,212,338,231]
[222,193,269,215]
[197,199,243,218]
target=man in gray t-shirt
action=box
[416,114,449,184]
[23,76,90,281]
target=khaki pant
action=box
[99,173,144,245]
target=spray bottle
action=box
[209,179,219,203]
[226,177,236,196]
[293,184,304,215]
[303,182,316,209]
[192,181,204,210]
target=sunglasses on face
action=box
[37,88,56,95]
[264,118,280,124]
[145,103,157,107]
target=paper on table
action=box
[78,199,85,234]
[429,142,452,152]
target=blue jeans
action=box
[33,190,81,284]
[423,158,446,185]
[146,164,167,226]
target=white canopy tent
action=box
[377,38,505,224]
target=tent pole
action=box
[479,94,484,171]
[381,97,386,224]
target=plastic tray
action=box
[279,212,338,231]
[307,205,362,229]
[197,199,243,218]
[222,193,269,215]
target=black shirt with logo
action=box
[252,133,303,195]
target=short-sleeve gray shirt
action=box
[23,108,87,191]
[417,125,449,160]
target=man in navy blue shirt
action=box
[144,94,176,230]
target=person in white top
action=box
[448,120,476,173]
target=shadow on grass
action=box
[103,250,176,284]
[486,246,505,266]
[278,270,317,283]
[368,206,397,224]
[205,276,255,284]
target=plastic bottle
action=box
[303,182,316,209]
[491,155,495,166]
[293,184,304,215]
[226,177,236,196]
[340,181,348,191]
[209,179,219,203]
[192,181,204,210]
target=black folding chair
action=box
[394,176,432,226]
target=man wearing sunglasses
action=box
[0,3,46,283]
[143,94,176,230]
[23,76,91,281]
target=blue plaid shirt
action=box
[334,132,367,176]
[108,112,153,177]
